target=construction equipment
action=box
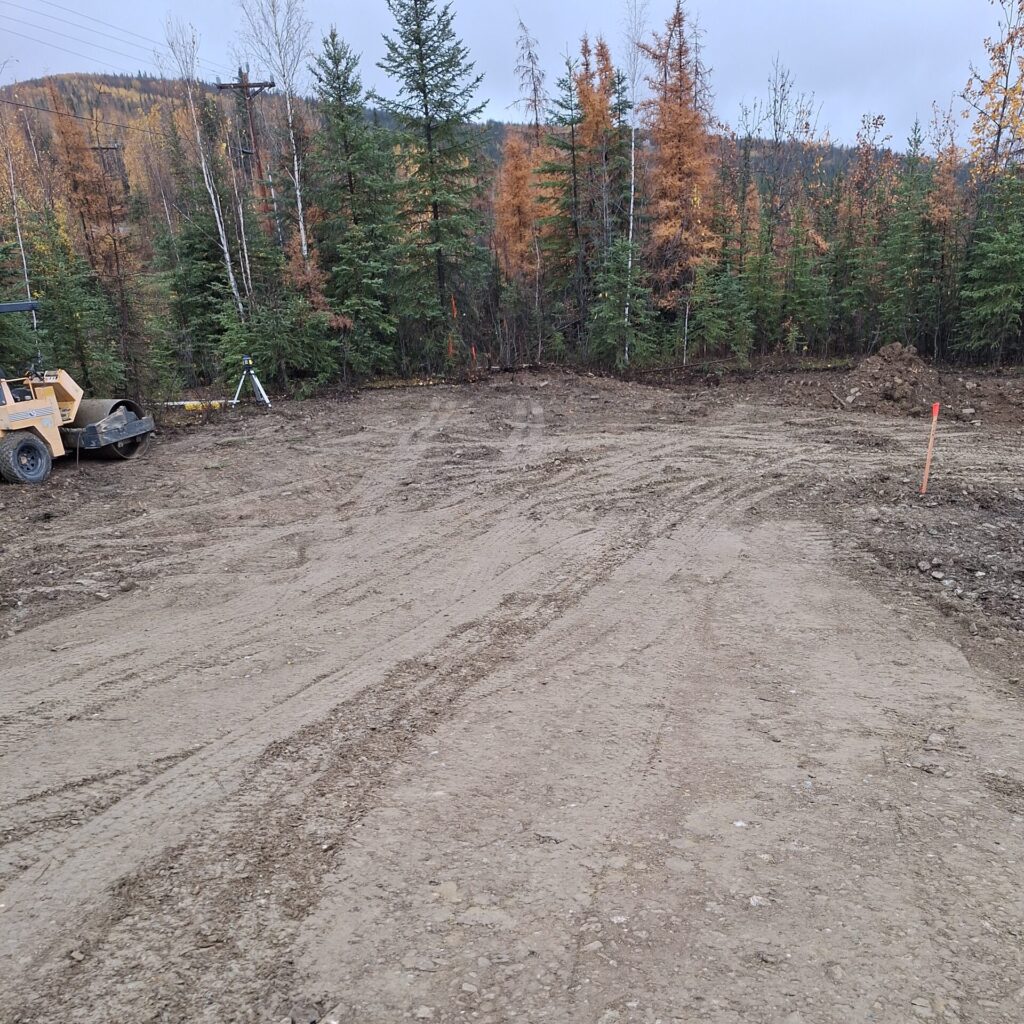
[0,301,154,485]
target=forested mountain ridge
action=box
[2,0,1023,403]
[2,72,208,118]
[0,72,513,159]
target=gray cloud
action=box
[1,0,996,145]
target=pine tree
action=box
[690,263,754,363]
[783,206,829,354]
[160,118,232,386]
[588,236,656,369]
[879,124,940,351]
[30,213,124,394]
[576,37,630,257]
[539,54,590,353]
[376,0,488,349]
[309,28,402,378]
[926,106,968,360]
[0,241,36,370]
[744,221,783,354]
[832,115,899,354]
[959,173,1024,362]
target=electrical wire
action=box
[0,0,160,57]
[0,95,170,138]
[1,26,138,75]
[34,0,174,50]
[24,0,236,75]
[0,12,165,67]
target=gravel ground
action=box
[1,369,1022,1024]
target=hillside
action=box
[3,72,866,171]
[1,72,512,162]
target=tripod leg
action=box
[231,374,246,406]
[252,373,272,408]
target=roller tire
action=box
[0,432,52,484]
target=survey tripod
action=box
[230,355,272,409]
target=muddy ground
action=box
[1,369,1022,1024]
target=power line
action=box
[24,0,236,75]
[0,95,170,138]
[0,0,157,55]
[34,0,171,50]
[2,26,140,76]
[0,12,167,67]
[0,5,232,81]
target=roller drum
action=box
[72,398,152,459]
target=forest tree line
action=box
[2,0,1024,401]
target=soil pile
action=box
[843,343,943,415]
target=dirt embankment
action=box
[653,344,1024,426]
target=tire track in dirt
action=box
[2,506,655,1020]
[10,377,1020,1022]
[4,395,778,1011]
[0,400,496,762]
[0,504,611,989]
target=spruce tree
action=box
[691,264,754,364]
[0,241,36,371]
[783,206,829,355]
[30,213,123,394]
[539,55,589,353]
[160,121,231,387]
[310,29,403,378]
[879,125,940,351]
[588,237,655,369]
[959,173,1024,363]
[376,0,488,349]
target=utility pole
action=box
[217,71,274,198]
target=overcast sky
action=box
[0,0,997,146]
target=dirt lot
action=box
[1,369,1022,1024]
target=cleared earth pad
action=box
[1,372,1021,1023]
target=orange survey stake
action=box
[920,402,941,495]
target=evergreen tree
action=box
[164,210,231,386]
[0,240,36,371]
[745,218,783,354]
[539,55,590,353]
[376,0,488,354]
[783,206,829,354]
[160,122,231,386]
[30,213,124,394]
[588,237,656,368]
[310,28,403,378]
[879,124,940,350]
[691,264,754,364]
[959,172,1024,362]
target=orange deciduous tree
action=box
[494,131,534,282]
[963,0,1024,174]
[640,0,715,310]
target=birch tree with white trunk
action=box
[165,19,245,318]
[0,105,36,329]
[622,0,649,362]
[239,0,312,262]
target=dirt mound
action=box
[644,346,1024,425]
[837,344,1024,424]
[842,343,943,414]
